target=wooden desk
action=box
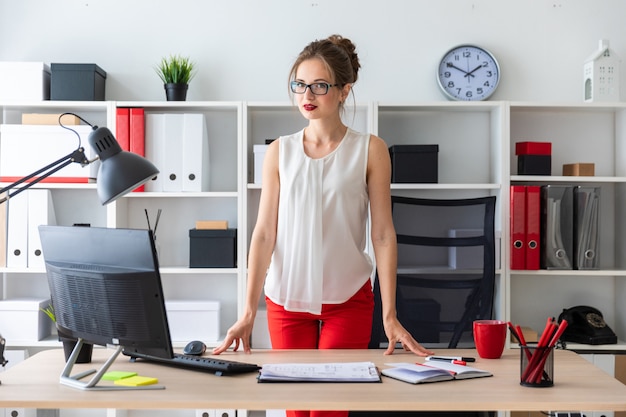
[1,348,626,412]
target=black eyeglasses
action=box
[290,81,339,95]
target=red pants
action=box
[266,280,374,417]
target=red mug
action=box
[473,319,507,359]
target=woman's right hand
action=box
[211,316,255,355]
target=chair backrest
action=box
[369,195,497,349]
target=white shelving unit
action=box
[2,100,626,416]
[507,102,626,346]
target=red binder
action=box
[115,108,130,151]
[130,108,146,192]
[525,186,541,270]
[510,185,526,270]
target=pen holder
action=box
[520,344,554,387]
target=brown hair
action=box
[289,34,361,89]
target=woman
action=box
[213,34,433,417]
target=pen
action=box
[427,356,475,363]
[426,357,467,366]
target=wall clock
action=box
[437,44,501,101]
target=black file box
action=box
[50,63,107,101]
[189,228,237,268]
[517,155,551,175]
[389,144,439,183]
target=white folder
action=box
[182,113,209,192]
[6,194,28,268]
[145,114,165,192]
[161,114,184,192]
[26,189,57,268]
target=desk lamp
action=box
[0,113,159,382]
[0,112,159,205]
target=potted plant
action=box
[41,303,93,363]
[155,54,196,101]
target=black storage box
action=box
[189,228,237,268]
[50,63,106,101]
[389,145,439,183]
[518,154,551,175]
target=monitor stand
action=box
[59,338,165,391]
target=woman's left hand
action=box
[383,317,436,356]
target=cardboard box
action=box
[189,228,237,268]
[389,144,439,183]
[0,298,52,341]
[0,62,50,101]
[563,163,595,176]
[448,229,502,270]
[50,63,106,101]
[21,113,80,125]
[165,300,220,342]
[254,144,269,184]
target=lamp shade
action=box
[88,126,159,205]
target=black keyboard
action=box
[171,353,261,375]
[125,351,261,375]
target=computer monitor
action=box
[39,225,171,390]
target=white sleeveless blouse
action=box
[264,128,374,315]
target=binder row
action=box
[510,185,600,270]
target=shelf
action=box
[510,269,626,277]
[511,175,626,184]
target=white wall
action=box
[1,0,625,103]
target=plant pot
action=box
[62,339,93,364]
[164,83,188,101]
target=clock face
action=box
[437,45,500,101]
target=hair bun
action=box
[327,34,361,82]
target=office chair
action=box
[369,195,497,350]
[350,196,496,417]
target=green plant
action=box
[155,54,196,84]
[40,303,56,322]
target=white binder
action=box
[145,114,165,192]
[26,189,56,268]
[6,194,28,268]
[161,114,185,192]
[182,113,209,192]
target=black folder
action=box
[573,186,600,270]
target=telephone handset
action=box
[557,305,617,345]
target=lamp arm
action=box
[0,148,90,204]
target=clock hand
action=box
[446,63,475,77]
[465,65,483,78]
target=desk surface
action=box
[1,348,626,411]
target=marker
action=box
[426,357,466,366]
[426,356,475,363]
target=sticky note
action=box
[114,375,159,386]
[102,371,137,381]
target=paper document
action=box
[257,361,381,383]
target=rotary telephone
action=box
[557,305,617,345]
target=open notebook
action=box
[382,361,492,384]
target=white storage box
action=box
[0,298,52,341]
[0,124,98,182]
[254,144,269,184]
[448,229,501,270]
[0,62,50,101]
[165,300,220,342]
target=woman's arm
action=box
[367,134,434,356]
[212,139,281,354]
